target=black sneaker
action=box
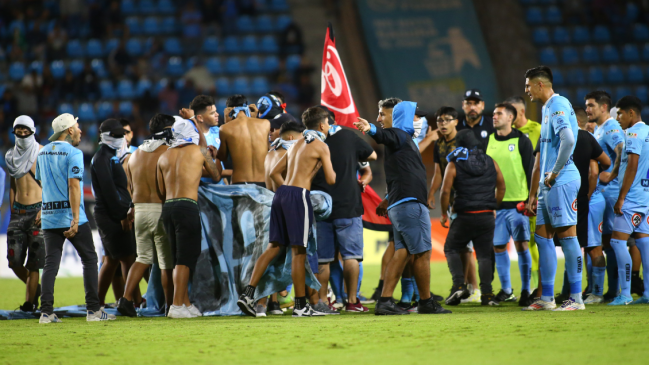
[495,289,517,302]
[237,293,256,317]
[445,284,469,306]
[631,275,644,296]
[117,297,138,317]
[432,292,444,302]
[481,293,500,306]
[554,292,569,304]
[603,291,617,302]
[396,301,416,312]
[267,301,283,315]
[518,290,532,307]
[418,297,452,314]
[530,288,540,300]
[19,301,35,312]
[375,299,410,315]
[370,286,382,302]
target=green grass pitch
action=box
[1,262,648,365]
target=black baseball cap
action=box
[270,113,298,130]
[463,89,484,102]
[415,107,427,117]
[99,119,126,137]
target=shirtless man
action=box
[238,106,336,317]
[264,118,304,191]
[157,118,221,319]
[217,94,270,186]
[5,116,43,312]
[117,114,175,317]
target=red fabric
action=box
[361,185,392,231]
[320,25,359,128]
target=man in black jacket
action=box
[354,101,450,315]
[92,119,140,307]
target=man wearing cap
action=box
[457,89,494,150]
[36,113,114,323]
[5,115,44,312]
[92,119,141,308]
[269,112,298,142]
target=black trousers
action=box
[444,212,496,295]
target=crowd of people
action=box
[4,63,649,322]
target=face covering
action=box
[170,117,200,148]
[328,125,341,136]
[231,105,251,119]
[413,117,425,138]
[303,130,326,144]
[100,131,126,151]
[270,138,297,150]
[5,129,39,179]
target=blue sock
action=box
[329,260,345,300]
[634,237,649,298]
[413,279,420,301]
[592,266,606,296]
[535,234,557,302]
[400,277,414,303]
[357,262,363,294]
[518,249,532,292]
[285,284,292,294]
[604,247,619,295]
[560,236,583,303]
[495,251,512,294]
[610,238,632,298]
[586,254,593,293]
[561,270,570,297]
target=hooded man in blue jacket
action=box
[354,101,451,315]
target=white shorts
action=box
[134,203,174,269]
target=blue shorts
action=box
[601,191,618,235]
[269,186,313,247]
[587,191,605,247]
[536,179,580,228]
[612,201,649,235]
[494,208,530,246]
[316,217,363,263]
[308,251,319,274]
[387,201,432,255]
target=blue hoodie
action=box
[391,101,416,136]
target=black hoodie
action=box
[448,147,497,213]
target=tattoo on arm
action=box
[611,143,623,175]
[201,147,221,181]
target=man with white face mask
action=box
[5,115,44,312]
[91,119,141,308]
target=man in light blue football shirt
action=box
[523,66,584,311]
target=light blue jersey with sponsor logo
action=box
[202,126,225,184]
[594,118,624,195]
[539,94,580,186]
[618,122,649,208]
[35,141,89,229]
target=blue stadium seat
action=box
[139,0,156,14]
[175,78,185,90]
[30,61,43,74]
[245,56,262,73]
[260,36,278,53]
[232,77,251,95]
[271,0,289,12]
[67,40,84,58]
[78,103,96,122]
[539,47,558,65]
[635,86,649,104]
[86,39,103,58]
[592,25,611,42]
[634,24,649,42]
[126,17,141,36]
[121,0,138,15]
[643,43,649,61]
[143,17,159,35]
[117,80,135,99]
[137,79,153,96]
[575,88,589,103]
[642,106,649,122]
[155,78,168,94]
[217,97,227,114]
[555,88,572,102]
[237,16,254,33]
[275,15,292,31]
[225,57,242,74]
[206,57,223,74]
[223,36,240,53]
[602,45,620,63]
[8,20,25,35]
[51,60,66,79]
[562,46,579,64]
[100,80,115,99]
[286,54,301,71]
[203,37,219,54]
[242,36,258,53]
[626,3,640,22]
[97,101,114,119]
[545,6,562,24]
[91,59,107,78]
[568,68,585,85]
[119,101,134,116]
[164,38,182,55]
[256,15,273,33]
[69,59,84,76]
[552,69,564,86]
[166,57,185,76]
[58,103,74,115]
[251,77,269,95]
[572,26,590,43]
[216,77,231,95]
[582,45,599,63]
[263,56,279,73]
[162,16,176,34]
[158,0,176,14]
[623,44,640,62]
[9,62,25,81]
[588,67,604,84]
[533,27,550,45]
[614,87,631,102]
[126,38,142,56]
[553,27,570,44]
[185,57,196,70]
[105,38,120,53]
[627,65,644,83]
[607,66,624,84]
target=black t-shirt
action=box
[573,130,603,198]
[311,128,374,220]
[456,115,494,150]
[433,137,456,175]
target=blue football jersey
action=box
[201,126,225,184]
[539,94,581,186]
[594,118,624,194]
[618,122,649,209]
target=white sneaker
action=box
[255,304,267,317]
[292,303,316,317]
[583,294,604,304]
[461,289,482,303]
[87,309,116,321]
[553,298,586,311]
[186,304,202,317]
[167,305,193,319]
[522,298,556,311]
[39,313,62,323]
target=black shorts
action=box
[269,185,313,247]
[553,194,589,247]
[161,198,201,271]
[94,208,136,259]
[7,206,44,271]
[388,226,394,243]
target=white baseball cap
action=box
[49,113,79,141]
[13,115,36,133]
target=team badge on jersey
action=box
[628,132,638,138]
[571,199,578,211]
[632,213,642,227]
[481,130,488,138]
[598,222,603,233]
[552,111,565,117]
[508,144,515,151]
